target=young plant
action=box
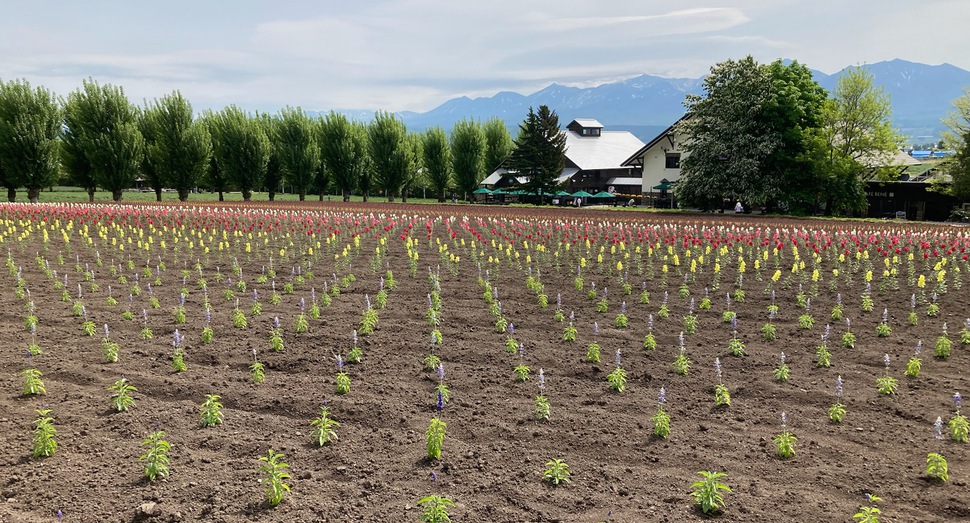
[200,394,224,427]
[269,316,285,352]
[960,318,970,346]
[100,324,120,363]
[426,417,446,460]
[657,290,670,318]
[935,322,952,359]
[535,369,550,421]
[418,495,455,523]
[831,293,844,321]
[713,358,730,407]
[908,294,919,326]
[905,340,923,378]
[797,298,814,330]
[31,408,58,458]
[347,329,363,363]
[926,452,949,482]
[773,412,796,459]
[829,375,846,423]
[21,368,46,396]
[108,377,137,412]
[652,387,671,439]
[335,355,351,395]
[773,352,790,382]
[683,298,697,334]
[613,301,629,328]
[727,315,745,357]
[853,494,882,523]
[950,392,968,443]
[513,342,530,381]
[586,322,601,363]
[690,471,730,515]
[673,332,691,375]
[875,354,897,396]
[295,297,311,334]
[875,308,892,337]
[171,329,186,372]
[249,349,265,383]
[542,458,571,486]
[842,318,856,349]
[761,307,777,341]
[140,429,172,481]
[258,449,291,507]
[643,313,657,350]
[309,404,340,446]
[607,349,627,392]
[562,318,577,342]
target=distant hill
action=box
[327,59,970,143]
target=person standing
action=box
[734,201,744,213]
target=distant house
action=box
[863,152,962,221]
[482,119,644,198]
[620,116,689,207]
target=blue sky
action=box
[2,1,967,113]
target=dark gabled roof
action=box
[621,114,691,167]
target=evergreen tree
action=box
[506,105,566,203]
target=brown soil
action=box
[0,202,968,523]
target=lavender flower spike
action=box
[657,386,666,406]
[537,368,546,392]
[835,375,843,397]
[955,392,963,410]
[934,417,944,440]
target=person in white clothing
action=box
[734,201,744,213]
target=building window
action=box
[665,153,680,169]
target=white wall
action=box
[639,130,689,194]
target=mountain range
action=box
[332,59,970,144]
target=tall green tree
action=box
[422,126,452,202]
[398,132,421,202]
[483,117,513,174]
[140,91,210,202]
[319,111,369,202]
[353,121,373,201]
[137,113,164,202]
[506,106,566,203]
[0,79,62,202]
[62,79,144,201]
[677,57,774,210]
[276,107,320,201]
[811,66,902,214]
[258,113,283,201]
[451,119,486,201]
[368,111,409,202]
[940,89,970,201]
[207,106,269,201]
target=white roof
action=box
[481,169,508,185]
[605,177,642,186]
[565,131,645,171]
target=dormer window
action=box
[581,127,601,137]
[567,118,604,137]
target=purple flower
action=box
[657,386,666,406]
[662,290,668,304]
[311,288,317,301]
[621,301,627,314]
[730,314,737,332]
[725,292,731,307]
[569,311,575,322]
[678,331,685,350]
[614,349,622,367]
[301,297,308,311]
[955,392,963,410]
[779,352,786,365]
[781,411,788,428]
[714,357,722,380]
[431,472,438,482]
[436,362,445,381]
[173,329,182,348]
[253,289,259,301]
[865,282,871,294]
[688,298,695,314]
[915,340,923,355]
[379,277,385,292]
[931,292,938,303]
[943,322,949,334]
[437,390,444,412]
[517,342,525,358]
[845,318,851,330]
[592,322,599,336]
[508,323,515,336]
[427,293,433,308]
[103,324,110,338]
[934,417,944,440]
[353,329,358,346]
[805,298,811,311]
[556,293,562,308]
[883,353,891,369]
[771,289,776,302]
[273,316,281,329]
[836,293,842,305]
[911,294,917,309]
[881,308,888,323]
[179,293,186,307]
[704,287,709,298]
[835,375,843,398]
[336,354,344,369]
[205,308,211,324]
[537,368,546,392]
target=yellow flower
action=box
[616,261,623,272]
[917,275,925,288]
[772,270,781,282]
[832,268,839,277]
[864,270,872,282]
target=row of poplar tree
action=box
[0,78,522,203]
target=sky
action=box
[2,0,969,114]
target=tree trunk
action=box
[28,187,40,203]
[6,187,15,202]
[112,189,123,201]
[342,189,350,202]
[88,187,95,203]
[387,194,395,202]
[243,189,252,201]
[218,191,224,202]
[268,190,276,201]
[178,189,189,202]
[299,191,306,201]
[401,190,408,203]
[318,192,324,202]
[362,192,368,202]
[155,188,162,202]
